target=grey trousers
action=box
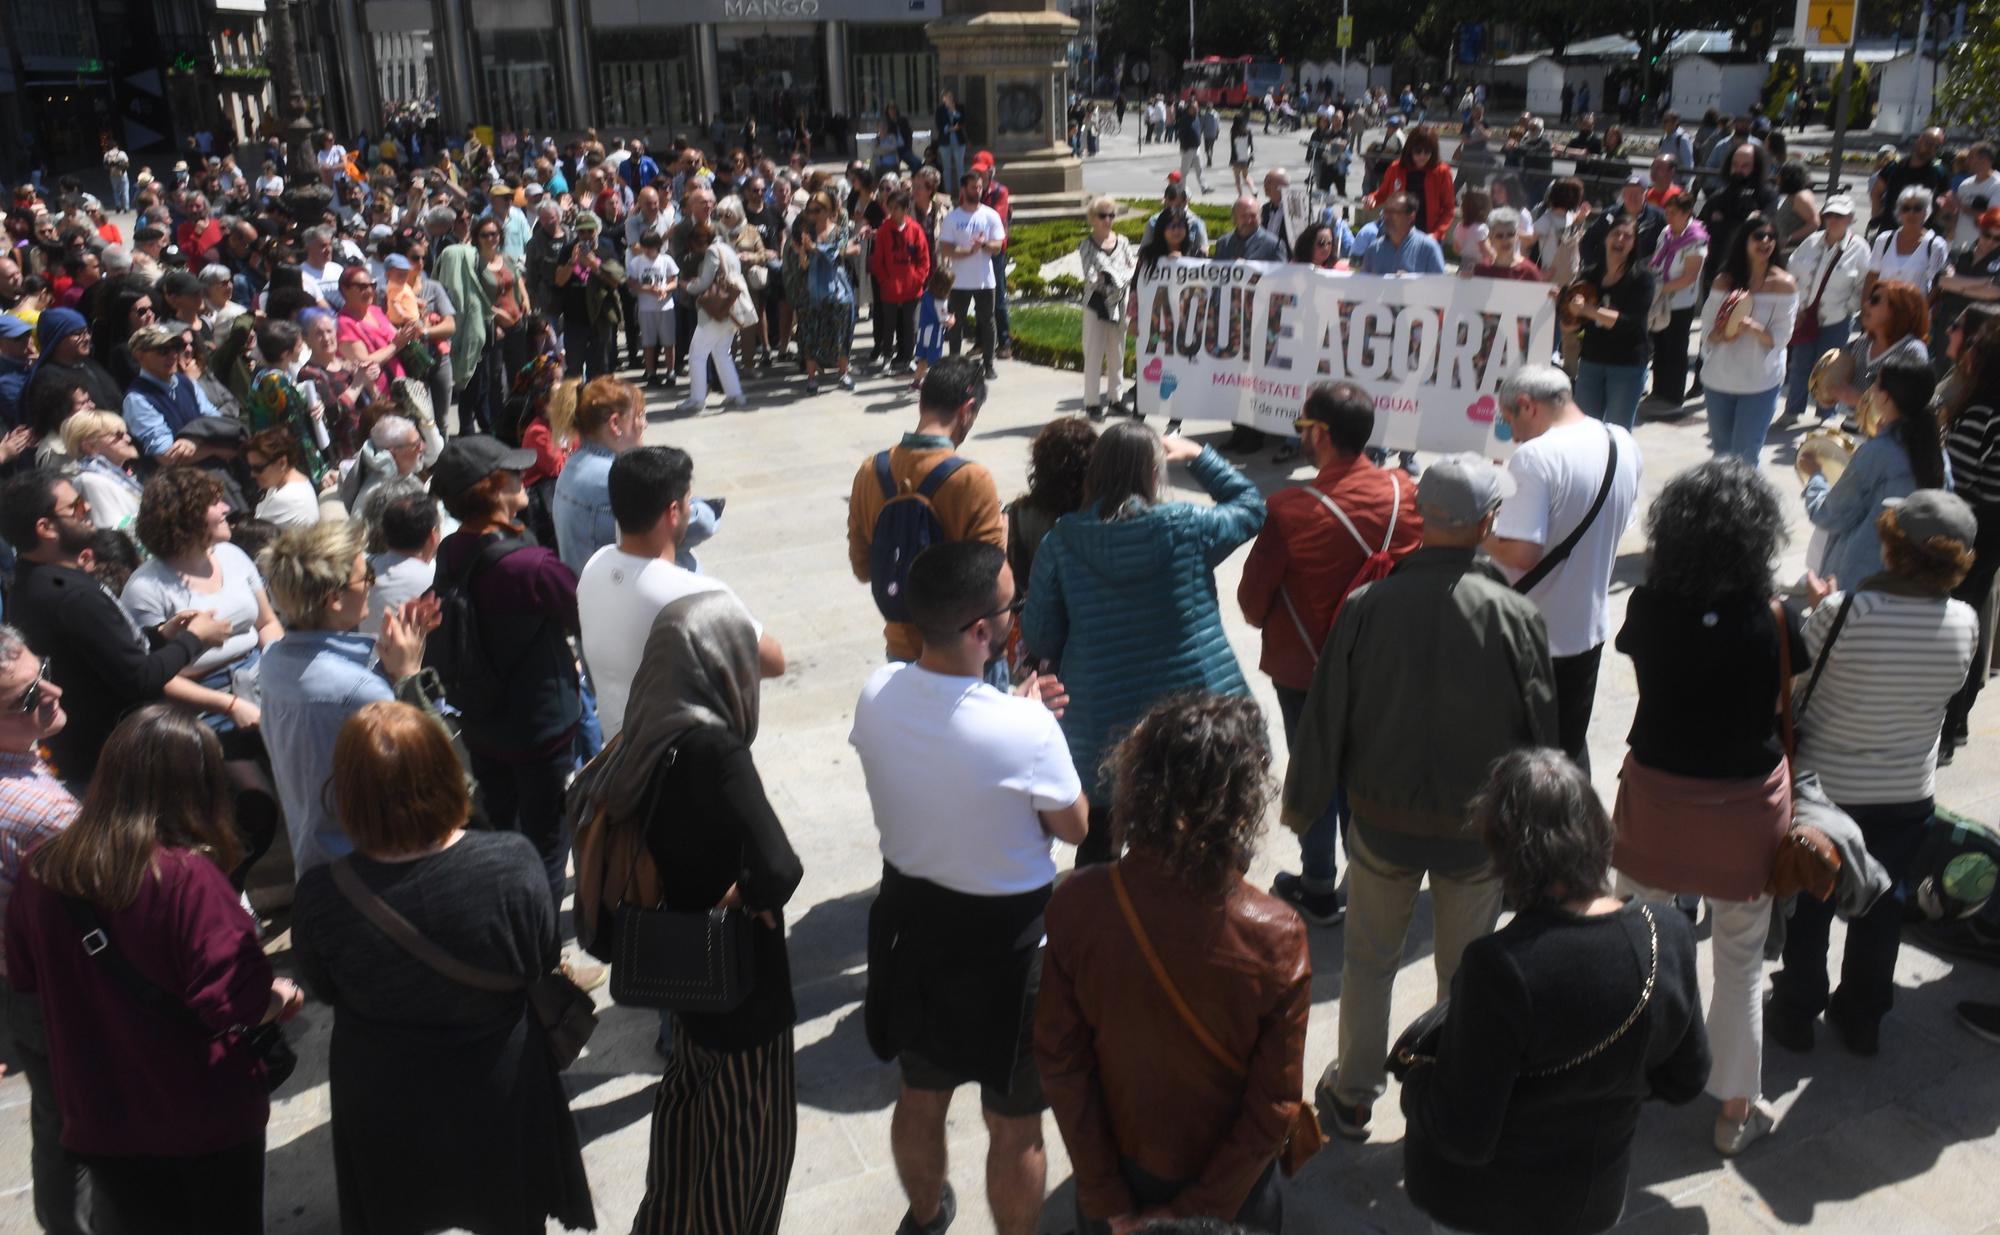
[1,986,90,1234]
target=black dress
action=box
[631,724,805,1235]
[1402,904,1710,1235]
[291,831,595,1235]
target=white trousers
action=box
[1619,874,1771,1101]
[687,316,743,403]
[1081,314,1126,407]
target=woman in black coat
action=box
[1400,750,1711,1235]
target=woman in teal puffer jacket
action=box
[1022,422,1266,864]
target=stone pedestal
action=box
[927,0,1084,214]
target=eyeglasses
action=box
[11,657,50,714]
[958,595,1026,632]
[1899,204,1927,214]
[478,230,500,240]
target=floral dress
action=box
[244,368,331,483]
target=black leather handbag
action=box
[608,903,757,1014]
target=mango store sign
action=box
[720,0,932,15]
[1134,260,1558,456]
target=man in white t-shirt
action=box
[1485,364,1641,773]
[939,173,1006,377]
[1950,141,2000,248]
[576,446,783,740]
[851,539,1085,1235]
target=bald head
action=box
[1262,168,1289,202]
[1232,196,1259,236]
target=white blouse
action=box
[1698,286,1799,394]
[1868,228,1950,296]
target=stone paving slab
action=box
[0,147,1994,1232]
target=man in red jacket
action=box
[867,184,932,374]
[1237,381,1422,925]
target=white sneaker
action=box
[722,396,748,410]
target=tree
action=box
[1937,0,2000,129]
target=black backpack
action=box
[427,537,528,720]
[868,450,969,623]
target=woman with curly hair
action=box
[1610,458,1804,1156]
[1005,416,1098,589]
[1771,493,1979,1056]
[1036,692,1308,1234]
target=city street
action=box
[0,138,1995,1234]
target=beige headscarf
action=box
[592,589,761,829]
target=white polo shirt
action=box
[850,662,1081,896]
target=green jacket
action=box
[1281,545,1557,871]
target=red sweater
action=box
[1374,160,1459,243]
[6,847,273,1156]
[869,215,932,303]
[1237,456,1424,691]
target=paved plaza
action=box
[1,138,1996,1234]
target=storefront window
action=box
[715,26,825,131]
[373,31,434,107]
[593,29,697,132]
[476,30,562,132]
[848,24,936,130]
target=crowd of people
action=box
[0,90,1988,1235]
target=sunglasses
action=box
[1900,204,1927,214]
[1094,211,1116,219]
[1490,229,1518,238]
[958,595,1027,632]
[11,657,50,714]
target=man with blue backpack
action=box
[846,357,1005,670]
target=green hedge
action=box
[1006,302,1136,377]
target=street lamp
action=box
[265,0,332,224]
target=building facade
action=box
[334,0,941,143]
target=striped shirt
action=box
[0,749,79,980]
[1945,402,2000,508]
[1794,589,1978,804]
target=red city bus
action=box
[1182,56,1288,107]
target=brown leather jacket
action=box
[1035,851,1311,1222]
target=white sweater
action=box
[1697,287,1799,394]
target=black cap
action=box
[430,435,536,500]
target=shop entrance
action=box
[715,26,824,131]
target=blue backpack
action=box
[869,450,970,623]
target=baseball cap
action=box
[573,210,602,232]
[430,435,537,501]
[1626,172,1648,187]
[490,185,516,203]
[971,150,995,171]
[130,322,187,352]
[1417,453,1516,528]
[1884,489,1976,546]
[0,314,31,340]
[1822,194,1856,216]
[384,253,414,271]
[523,182,546,199]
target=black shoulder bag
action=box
[1513,425,1619,595]
[330,858,597,1069]
[61,895,298,1092]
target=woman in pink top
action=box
[334,267,416,396]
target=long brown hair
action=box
[29,705,238,909]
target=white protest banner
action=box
[1133,259,1558,456]
[1280,185,1313,250]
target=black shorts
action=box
[898,950,1046,1117]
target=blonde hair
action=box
[546,377,583,447]
[258,519,366,630]
[1087,195,1118,218]
[59,409,127,457]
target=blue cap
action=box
[0,314,30,340]
[384,253,414,271]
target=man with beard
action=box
[575,445,784,743]
[20,310,121,429]
[0,470,231,784]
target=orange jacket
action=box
[1372,159,1458,243]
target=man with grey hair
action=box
[1483,363,1641,772]
[1213,195,1285,262]
[1284,453,1557,1141]
[524,199,572,331]
[302,224,343,307]
[340,413,428,512]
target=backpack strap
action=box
[873,450,897,501]
[915,455,970,499]
[1278,476,1402,664]
[1515,425,1618,596]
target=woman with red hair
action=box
[1370,125,1456,244]
[1817,276,1930,421]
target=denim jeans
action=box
[1274,684,1345,889]
[1704,384,1781,467]
[1775,797,1933,1027]
[1786,317,1853,419]
[1575,359,1647,429]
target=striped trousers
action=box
[632,1022,798,1235]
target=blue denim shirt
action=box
[553,441,618,573]
[258,630,392,875]
[1802,422,1952,590]
[1358,228,1448,275]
